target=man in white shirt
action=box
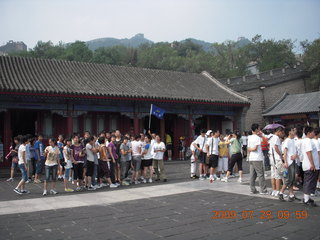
[152,135,167,182]
[248,124,268,194]
[269,127,284,197]
[193,129,208,180]
[301,126,319,206]
[131,135,143,184]
[279,127,300,202]
[206,130,220,182]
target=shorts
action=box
[73,162,84,180]
[11,158,18,168]
[166,144,173,150]
[198,152,207,164]
[64,168,71,179]
[99,160,111,179]
[271,165,283,179]
[86,161,94,177]
[36,158,45,174]
[303,170,319,194]
[285,163,296,188]
[18,164,28,181]
[45,165,58,182]
[132,156,142,172]
[115,158,121,165]
[142,159,153,167]
[218,157,228,172]
[228,152,243,172]
[208,154,219,169]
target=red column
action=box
[3,110,11,167]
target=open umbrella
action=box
[263,123,285,130]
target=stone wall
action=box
[241,78,306,130]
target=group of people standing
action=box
[7,130,168,196]
[188,123,320,206]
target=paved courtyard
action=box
[0,161,319,240]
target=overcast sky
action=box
[1,0,319,50]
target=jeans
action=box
[18,164,28,181]
[45,165,58,182]
[64,168,71,179]
[36,158,45,174]
[120,161,131,180]
[263,150,270,167]
[249,161,267,193]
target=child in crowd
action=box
[63,138,74,192]
[218,135,229,179]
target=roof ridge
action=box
[262,92,289,115]
[201,71,250,102]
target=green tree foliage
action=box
[9,36,306,80]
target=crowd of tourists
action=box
[6,130,167,196]
[189,124,320,206]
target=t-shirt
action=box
[63,146,73,169]
[143,143,153,160]
[34,140,44,160]
[120,143,130,162]
[86,143,95,162]
[206,137,220,155]
[18,144,26,165]
[230,138,242,155]
[153,142,166,160]
[301,138,320,171]
[248,134,264,161]
[57,141,64,160]
[108,142,118,159]
[131,140,142,156]
[241,136,248,146]
[114,138,122,160]
[295,138,303,165]
[194,135,207,153]
[44,146,60,166]
[282,138,297,166]
[268,134,282,162]
[166,134,172,144]
[218,141,229,157]
[71,144,85,163]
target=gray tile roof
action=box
[262,91,320,116]
[0,56,249,105]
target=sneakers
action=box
[303,198,317,207]
[121,181,130,186]
[143,179,147,184]
[69,177,72,182]
[271,190,276,196]
[7,178,14,182]
[64,188,74,192]
[279,193,285,202]
[50,189,58,195]
[75,187,82,192]
[135,181,141,185]
[110,183,118,188]
[34,179,41,184]
[237,178,243,183]
[26,179,31,184]
[229,174,235,178]
[288,196,301,202]
[87,186,96,191]
[148,178,153,183]
[221,177,228,182]
[43,190,48,196]
[250,190,259,194]
[100,183,108,187]
[199,176,205,181]
[13,188,22,195]
[21,190,30,194]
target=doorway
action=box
[11,110,38,137]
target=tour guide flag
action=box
[150,104,166,119]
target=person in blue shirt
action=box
[57,135,65,180]
[34,134,45,183]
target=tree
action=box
[63,41,92,62]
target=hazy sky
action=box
[1,0,319,50]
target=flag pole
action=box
[148,104,152,130]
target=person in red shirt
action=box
[261,133,270,170]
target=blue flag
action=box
[150,104,165,119]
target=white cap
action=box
[206,130,212,136]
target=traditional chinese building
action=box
[262,91,320,128]
[0,56,249,165]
